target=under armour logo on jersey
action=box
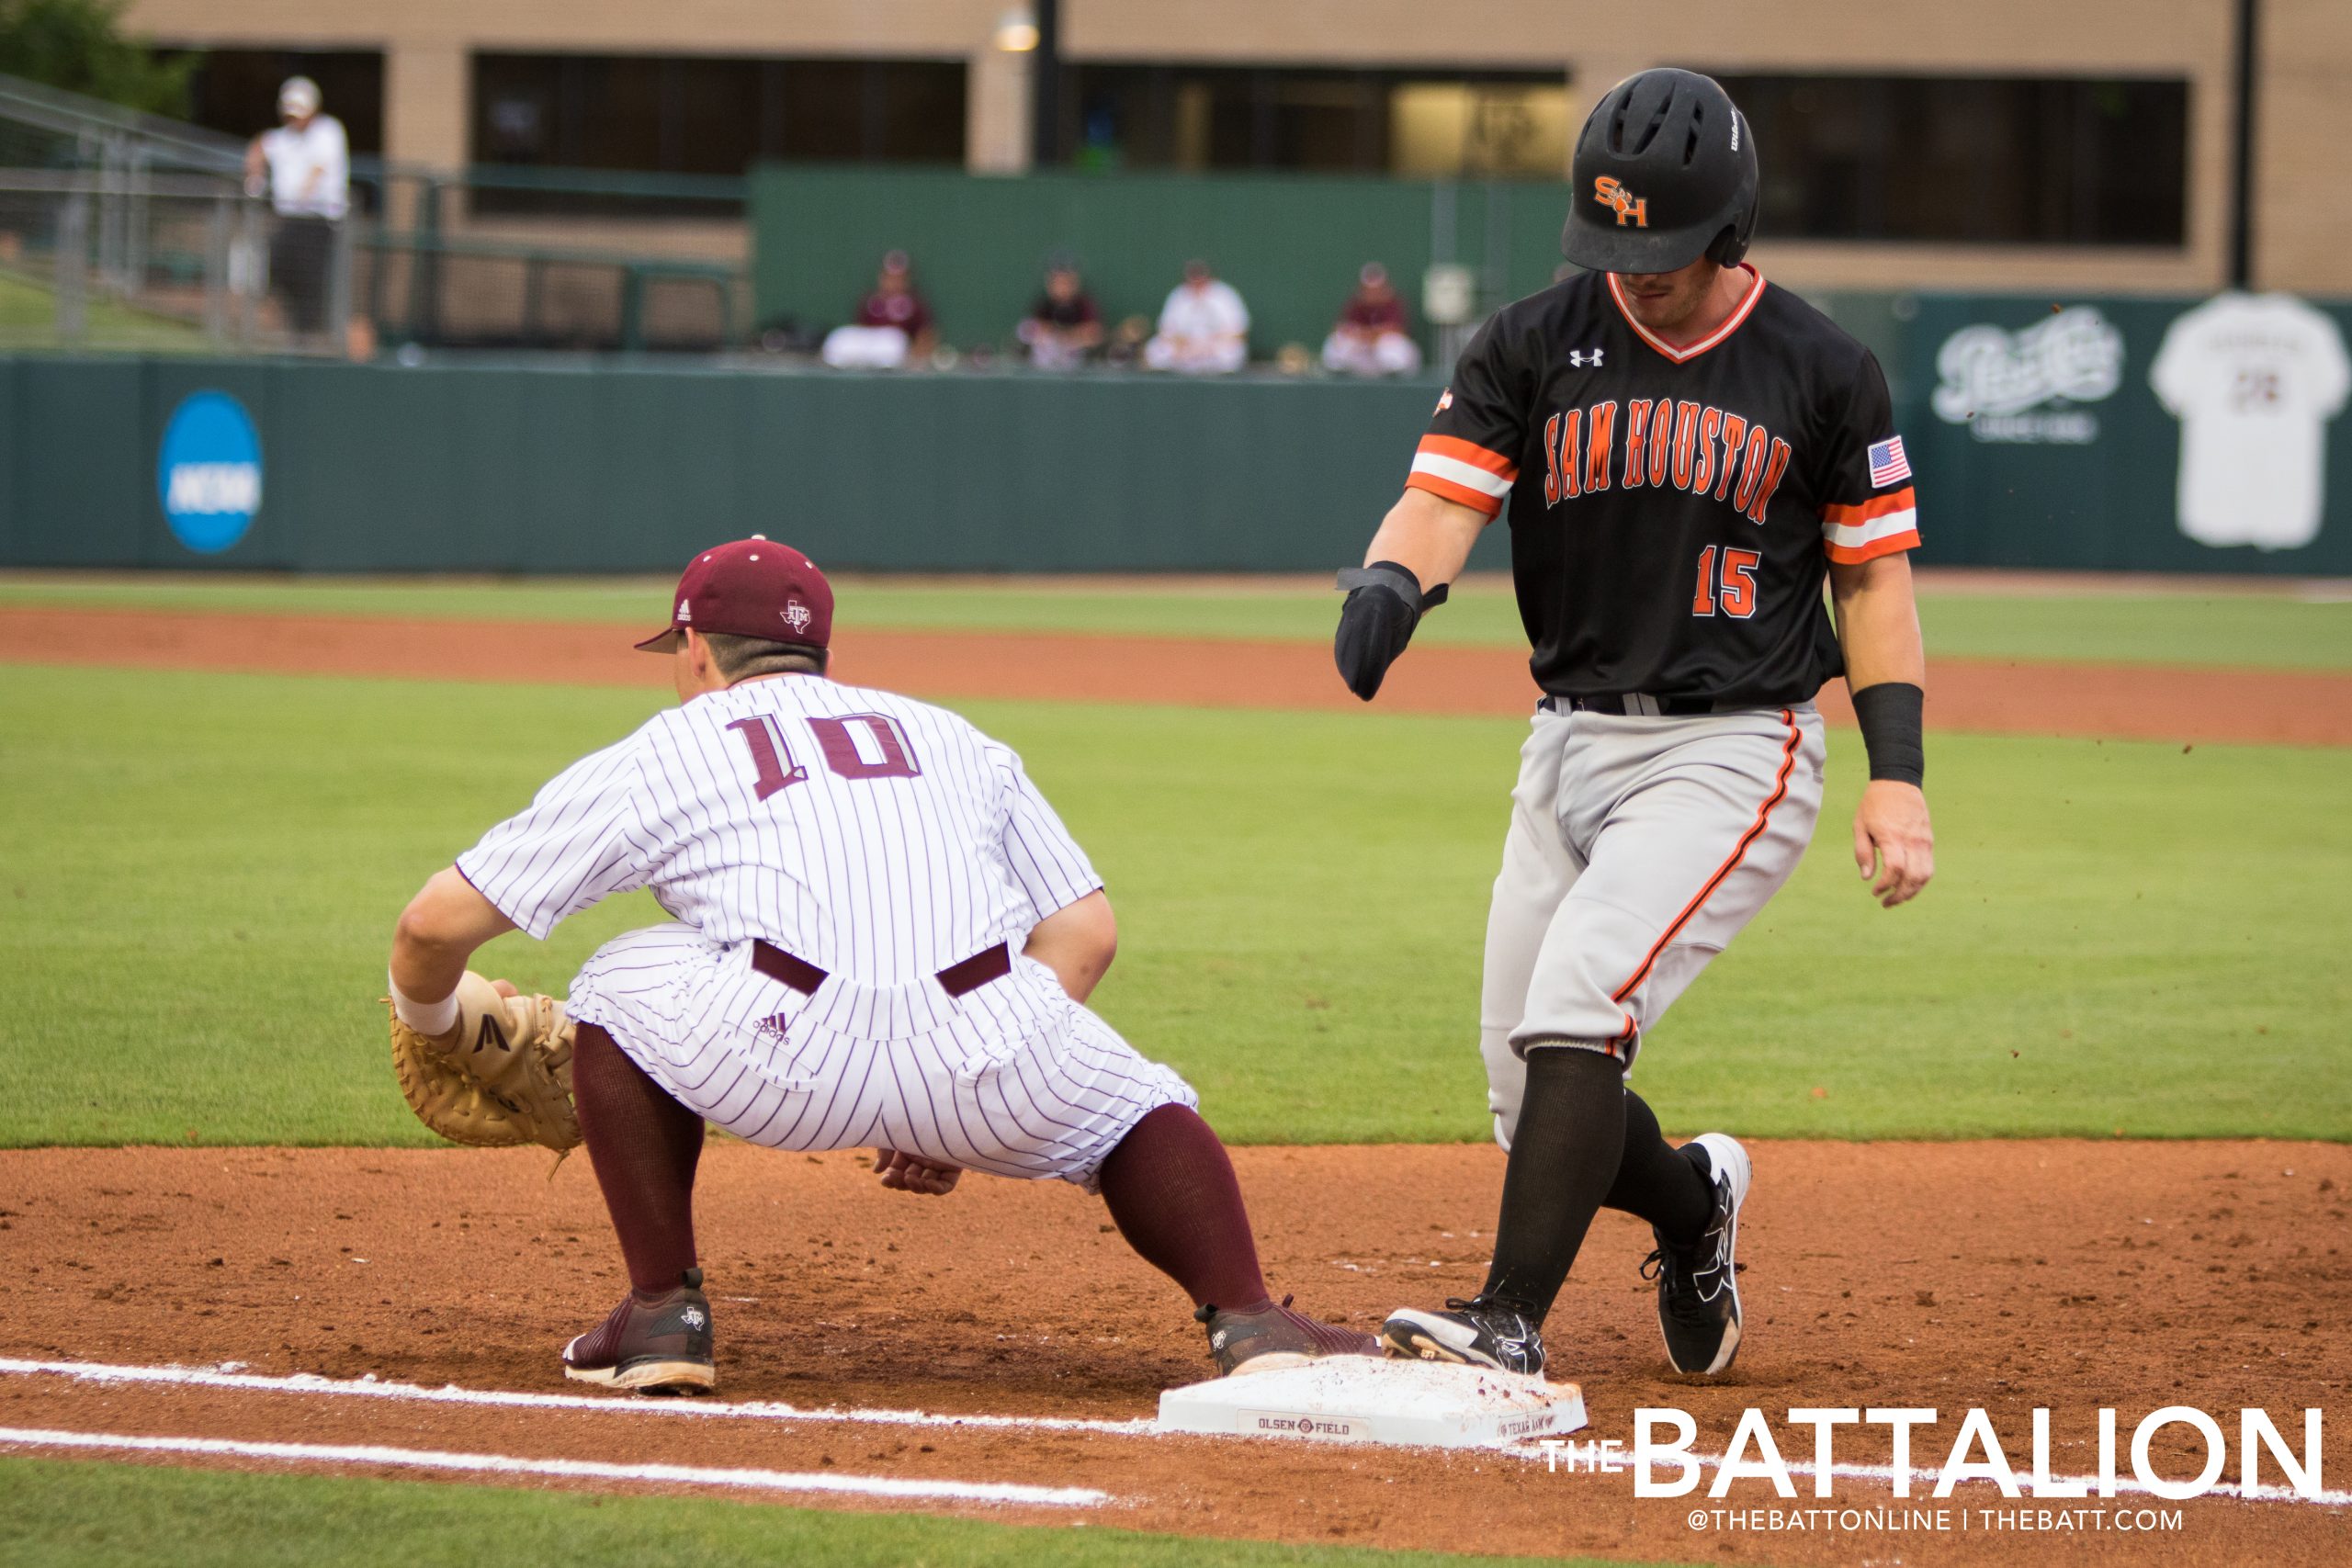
[1568,349,1605,369]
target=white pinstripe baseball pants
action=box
[566,923,1197,1191]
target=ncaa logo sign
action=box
[157,390,262,553]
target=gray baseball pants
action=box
[1480,701,1826,1148]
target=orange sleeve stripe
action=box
[1416,434,1520,479]
[1824,487,1917,525]
[1826,528,1920,565]
[1406,471,1506,517]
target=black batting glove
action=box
[1333,560,1449,702]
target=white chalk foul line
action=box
[0,1426,1108,1507]
[0,1358,1154,1438]
[12,1357,2340,1508]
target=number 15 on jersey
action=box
[1691,546,1760,618]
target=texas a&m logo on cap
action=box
[1593,175,1648,229]
[636,536,834,654]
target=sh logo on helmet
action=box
[157,390,262,554]
[1593,175,1649,228]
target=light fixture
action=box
[994,8,1039,51]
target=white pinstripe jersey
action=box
[456,676,1102,979]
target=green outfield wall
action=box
[0,356,1472,574]
[2,288,2347,576]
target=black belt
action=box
[1540,693,1722,717]
[752,939,1013,999]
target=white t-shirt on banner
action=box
[2149,292,2349,552]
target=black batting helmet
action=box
[1560,70,1758,276]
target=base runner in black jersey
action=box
[1336,70,1937,1381]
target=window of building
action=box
[1053,65,1569,177]
[174,50,385,155]
[1712,74,2188,246]
[472,54,966,176]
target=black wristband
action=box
[1851,682,1926,787]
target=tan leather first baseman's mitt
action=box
[387,972,582,1153]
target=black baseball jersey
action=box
[1406,266,1919,706]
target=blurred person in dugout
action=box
[1016,254,1103,369]
[1322,262,1422,377]
[821,250,937,368]
[243,76,348,343]
[1144,259,1249,374]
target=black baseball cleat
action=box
[1196,1296,1380,1376]
[1378,1296,1546,1377]
[562,1267,716,1394]
[1643,1132,1752,1376]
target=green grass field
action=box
[0,1457,1657,1568]
[0,271,210,352]
[6,570,2351,670]
[3,660,2346,1146]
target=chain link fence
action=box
[0,73,747,355]
[0,73,321,351]
[357,231,740,353]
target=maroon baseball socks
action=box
[572,1022,707,1297]
[1096,1102,1278,1312]
[571,1043,1346,1345]
[1097,1103,1372,1359]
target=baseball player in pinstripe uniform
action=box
[1338,72,1937,1381]
[388,538,1373,1393]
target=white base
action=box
[1157,1358,1585,1450]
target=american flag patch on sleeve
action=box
[1867,436,1912,488]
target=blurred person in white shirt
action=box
[1144,260,1248,374]
[243,77,349,338]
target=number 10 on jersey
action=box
[1691,546,1760,618]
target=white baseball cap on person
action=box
[279,77,322,117]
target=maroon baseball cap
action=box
[635,536,834,654]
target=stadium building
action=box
[127,0,2350,294]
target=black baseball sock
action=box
[1477,1045,1627,1322]
[1604,1087,1714,1245]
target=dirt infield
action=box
[2,1141,2346,1563]
[5,604,2350,746]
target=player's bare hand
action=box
[874,1147,962,1196]
[1853,780,1934,908]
